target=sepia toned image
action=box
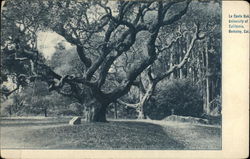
[1,0,223,151]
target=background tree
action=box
[118,0,221,119]
[183,1,222,116]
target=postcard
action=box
[0,0,249,158]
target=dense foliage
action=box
[145,79,203,120]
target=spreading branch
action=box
[107,0,191,101]
[116,22,202,110]
[76,45,92,68]
[162,0,191,26]
[117,99,140,109]
[155,23,201,82]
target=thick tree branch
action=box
[55,25,80,45]
[155,23,200,82]
[1,74,27,97]
[147,66,154,82]
[162,0,191,26]
[97,28,138,87]
[85,2,154,82]
[2,86,20,98]
[156,30,184,53]
[133,2,153,25]
[76,45,92,68]
[85,21,117,81]
[107,15,161,100]
[117,99,140,108]
[5,47,98,99]
[108,0,190,100]
[97,52,122,87]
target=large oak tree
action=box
[1,0,194,122]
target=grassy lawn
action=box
[0,117,221,150]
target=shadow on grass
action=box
[1,120,185,149]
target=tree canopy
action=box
[1,0,221,122]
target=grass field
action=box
[0,117,221,150]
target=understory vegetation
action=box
[1,78,217,121]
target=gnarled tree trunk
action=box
[86,105,107,122]
[85,99,108,122]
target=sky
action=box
[3,32,74,89]
[35,1,120,60]
[37,32,74,60]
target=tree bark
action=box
[137,77,146,119]
[137,82,155,119]
[205,40,210,115]
[44,108,47,117]
[206,76,210,115]
[137,107,146,119]
[8,107,12,116]
[85,100,108,122]
[114,103,118,119]
[170,53,174,79]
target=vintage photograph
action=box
[1,0,222,150]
